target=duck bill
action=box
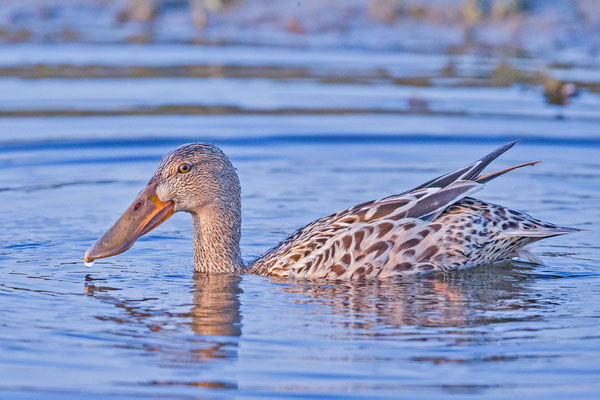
[84,184,174,263]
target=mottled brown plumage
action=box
[85,140,580,279]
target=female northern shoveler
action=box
[84,141,579,279]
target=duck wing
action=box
[342,140,525,223]
[409,140,519,191]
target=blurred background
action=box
[0,0,599,119]
[1,0,600,53]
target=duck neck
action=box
[192,198,243,274]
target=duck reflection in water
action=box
[84,259,555,384]
[86,274,241,337]
[86,261,550,337]
[189,273,242,338]
[85,273,242,389]
[276,260,550,337]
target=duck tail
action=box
[501,226,583,265]
[500,226,583,239]
[509,226,584,264]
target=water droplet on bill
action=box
[84,260,94,268]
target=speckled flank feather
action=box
[250,141,579,279]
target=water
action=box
[0,43,599,399]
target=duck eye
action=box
[178,163,192,174]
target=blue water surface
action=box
[0,43,599,399]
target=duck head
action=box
[84,143,241,264]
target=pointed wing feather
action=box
[410,140,519,191]
[475,161,541,184]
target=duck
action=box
[84,140,579,279]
